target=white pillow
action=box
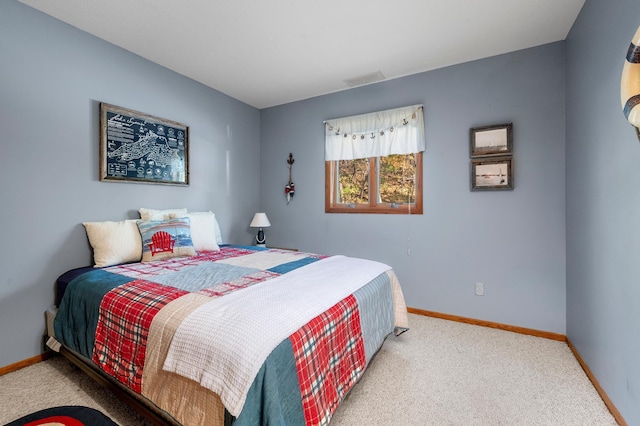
[214,215,223,245]
[83,220,142,267]
[185,212,221,251]
[139,207,187,221]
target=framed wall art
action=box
[470,123,513,157]
[99,103,189,185]
[471,157,513,191]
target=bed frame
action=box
[53,318,402,426]
[57,345,182,426]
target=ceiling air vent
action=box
[344,71,386,88]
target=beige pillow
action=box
[83,220,142,267]
[139,207,187,221]
[186,212,221,251]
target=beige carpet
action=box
[0,314,618,425]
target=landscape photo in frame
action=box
[470,123,513,157]
[471,157,513,191]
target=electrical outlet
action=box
[475,282,484,296]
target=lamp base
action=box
[256,228,266,247]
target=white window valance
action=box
[324,104,424,161]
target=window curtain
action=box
[324,104,424,161]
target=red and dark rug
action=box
[4,406,118,426]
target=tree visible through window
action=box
[338,158,370,204]
[378,153,417,204]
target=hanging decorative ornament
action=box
[285,153,295,204]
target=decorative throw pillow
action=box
[137,217,196,262]
[213,214,223,245]
[184,212,221,252]
[83,220,142,267]
[139,207,188,221]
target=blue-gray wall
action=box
[566,0,640,423]
[260,43,567,335]
[0,1,261,366]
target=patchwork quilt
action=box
[53,246,408,426]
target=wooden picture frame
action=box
[470,123,513,158]
[471,157,513,191]
[100,103,189,185]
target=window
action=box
[324,105,424,214]
[325,153,423,213]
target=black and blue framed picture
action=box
[99,102,189,185]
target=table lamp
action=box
[249,212,271,247]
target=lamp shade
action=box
[250,212,271,228]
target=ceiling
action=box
[19,0,585,109]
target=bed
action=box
[46,212,409,426]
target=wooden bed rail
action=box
[58,346,181,426]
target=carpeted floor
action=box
[0,314,619,425]
[0,355,152,426]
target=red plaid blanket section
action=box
[289,295,366,426]
[92,280,187,393]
